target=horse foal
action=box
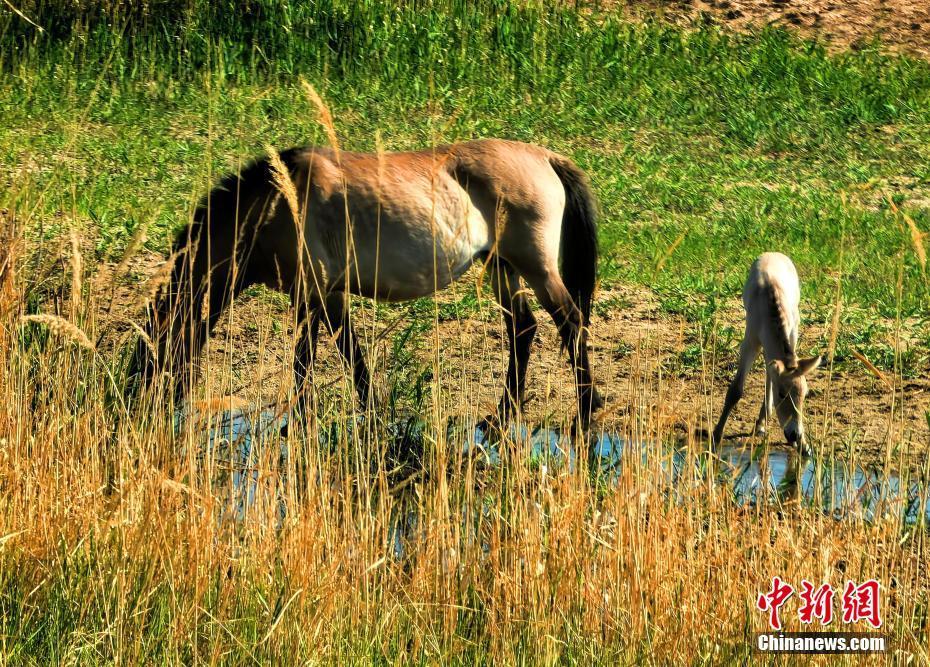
[712,253,821,453]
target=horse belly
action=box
[348,209,489,302]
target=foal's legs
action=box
[520,268,603,428]
[754,373,774,436]
[488,257,538,422]
[712,331,761,446]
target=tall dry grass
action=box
[0,201,928,664]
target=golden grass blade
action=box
[656,229,687,272]
[851,348,892,389]
[375,129,385,196]
[260,588,303,644]
[901,212,927,273]
[266,145,301,225]
[300,79,340,162]
[884,191,927,273]
[69,227,83,312]
[827,277,842,364]
[113,218,151,279]
[139,250,181,308]
[124,318,156,357]
[1,0,43,32]
[0,530,26,552]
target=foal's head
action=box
[768,356,822,447]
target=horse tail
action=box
[549,154,598,326]
[126,151,291,400]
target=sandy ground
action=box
[611,0,930,58]
[97,252,928,472]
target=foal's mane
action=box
[766,284,796,365]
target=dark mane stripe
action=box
[767,284,796,365]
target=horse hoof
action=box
[476,414,502,435]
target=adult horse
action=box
[128,139,604,428]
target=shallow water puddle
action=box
[464,423,929,525]
[176,407,930,526]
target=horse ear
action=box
[768,359,786,377]
[795,355,822,376]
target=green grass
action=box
[3,0,930,324]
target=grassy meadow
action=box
[1,0,929,663]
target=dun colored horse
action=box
[128,139,603,428]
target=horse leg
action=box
[321,291,372,408]
[520,268,603,428]
[712,332,760,446]
[290,301,322,427]
[488,256,538,424]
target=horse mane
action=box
[767,284,796,366]
[183,147,308,248]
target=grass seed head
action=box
[266,145,301,225]
[21,313,95,350]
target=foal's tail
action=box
[549,154,598,326]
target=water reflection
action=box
[176,406,930,527]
